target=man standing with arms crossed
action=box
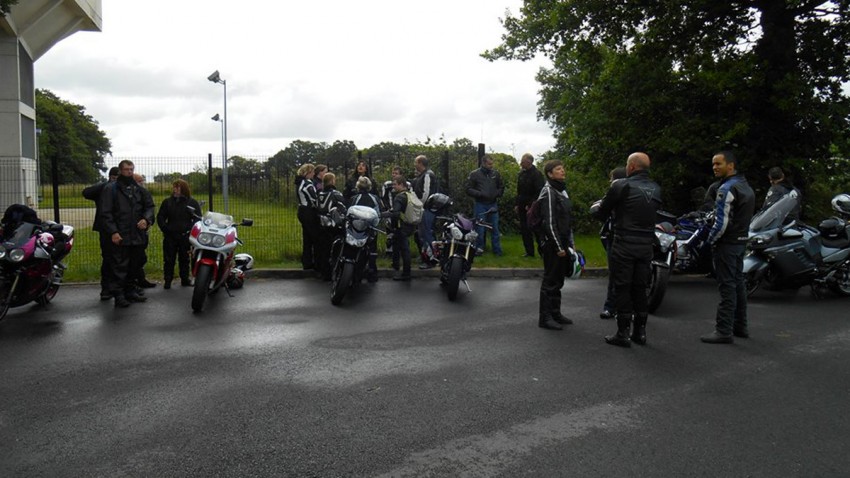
[701,151,755,344]
[515,153,545,258]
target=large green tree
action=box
[36,89,111,184]
[485,1,850,216]
[0,0,18,15]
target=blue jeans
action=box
[712,243,747,335]
[418,209,437,261]
[474,202,502,255]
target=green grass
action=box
[42,186,606,282]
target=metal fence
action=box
[28,151,509,277]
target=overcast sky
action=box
[34,0,555,162]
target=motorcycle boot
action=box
[605,313,632,347]
[538,290,563,330]
[114,294,131,308]
[631,313,648,345]
[549,293,573,325]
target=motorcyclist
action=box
[381,177,415,281]
[760,166,801,223]
[316,173,346,281]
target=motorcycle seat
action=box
[822,235,850,249]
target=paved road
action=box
[2,275,849,477]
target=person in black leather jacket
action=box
[537,160,575,331]
[515,153,545,257]
[381,177,415,281]
[760,166,801,222]
[100,160,155,308]
[350,176,382,282]
[701,151,756,344]
[82,166,119,300]
[316,173,346,281]
[156,179,201,289]
[466,155,505,256]
[591,152,662,347]
[597,166,627,319]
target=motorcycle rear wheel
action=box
[192,264,213,312]
[446,256,464,301]
[646,265,670,313]
[830,262,850,297]
[331,262,354,305]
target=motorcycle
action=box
[433,209,493,301]
[188,208,254,312]
[330,205,382,305]
[744,192,850,297]
[647,211,678,313]
[0,219,74,322]
[672,209,714,274]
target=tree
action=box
[0,0,19,15]
[485,1,850,216]
[36,89,111,184]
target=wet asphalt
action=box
[1,274,849,477]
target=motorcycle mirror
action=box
[199,200,206,207]
[241,218,254,227]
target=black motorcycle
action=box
[647,211,678,313]
[744,192,850,297]
[672,209,714,274]
[330,205,382,305]
[433,209,492,301]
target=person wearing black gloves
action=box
[591,152,662,346]
[100,160,155,308]
[537,160,576,331]
[156,179,201,289]
[515,153,545,257]
[82,166,119,300]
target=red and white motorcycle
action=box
[0,219,74,322]
[188,209,254,312]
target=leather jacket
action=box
[592,169,662,245]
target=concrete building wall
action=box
[0,0,102,215]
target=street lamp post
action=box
[208,70,229,213]
[211,113,225,187]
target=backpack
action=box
[401,191,424,225]
[526,198,543,232]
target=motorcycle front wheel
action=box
[35,269,62,306]
[830,262,850,297]
[646,264,670,313]
[331,262,354,305]
[446,256,464,301]
[0,280,11,322]
[192,264,213,312]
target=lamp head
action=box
[211,114,220,121]
[207,70,221,83]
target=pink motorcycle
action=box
[0,219,74,322]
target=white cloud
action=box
[35,0,555,160]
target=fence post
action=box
[442,150,450,193]
[207,153,214,212]
[477,143,485,168]
[51,154,60,222]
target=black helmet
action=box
[425,193,452,212]
[832,194,850,216]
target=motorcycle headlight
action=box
[198,233,213,246]
[9,248,25,262]
[655,231,676,250]
[351,219,369,233]
[465,231,478,243]
[346,234,368,248]
[450,226,463,241]
[211,234,226,247]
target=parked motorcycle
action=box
[647,211,678,313]
[673,209,714,274]
[330,205,382,305]
[0,219,74,322]
[744,192,850,297]
[188,208,254,312]
[433,208,493,301]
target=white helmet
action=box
[832,194,850,216]
[565,248,586,280]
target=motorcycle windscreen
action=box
[750,192,800,233]
[1,223,38,248]
[202,211,234,228]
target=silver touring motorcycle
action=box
[744,191,850,297]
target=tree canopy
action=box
[36,89,112,184]
[484,0,850,216]
[0,0,18,15]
